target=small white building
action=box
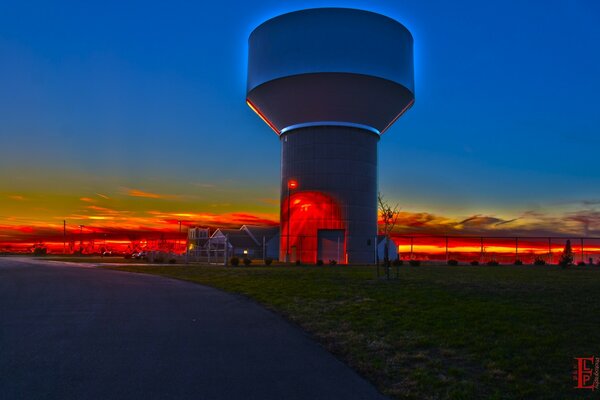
[377,235,398,262]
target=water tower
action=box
[246,8,415,264]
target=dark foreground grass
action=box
[103,264,600,399]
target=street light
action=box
[286,179,298,263]
[177,219,182,253]
[78,225,84,253]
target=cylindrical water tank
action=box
[246,8,415,263]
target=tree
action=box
[32,242,47,256]
[378,193,400,278]
[558,239,574,269]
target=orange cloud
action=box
[126,188,176,199]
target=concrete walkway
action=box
[0,258,386,400]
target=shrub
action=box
[486,260,499,266]
[514,259,523,265]
[168,258,176,264]
[243,258,252,266]
[534,257,546,266]
[316,259,324,266]
[409,259,421,266]
[558,240,574,269]
[295,260,301,266]
[470,260,479,266]
[577,261,586,267]
[264,257,273,266]
[230,256,240,266]
[124,253,132,259]
[329,259,337,266]
[392,259,403,266]
[32,246,47,256]
[154,256,164,264]
[447,259,458,266]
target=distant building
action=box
[240,225,279,259]
[187,227,209,257]
[186,225,279,260]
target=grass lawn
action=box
[102,263,600,399]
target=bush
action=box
[559,240,574,269]
[409,259,421,266]
[295,260,301,266]
[577,261,586,267]
[447,259,458,266]
[392,259,403,266]
[470,260,479,266]
[243,258,252,266]
[32,246,47,256]
[534,257,546,266]
[124,253,132,259]
[486,260,499,266]
[316,259,324,266]
[514,259,523,265]
[154,256,164,264]
[168,258,176,264]
[230,256,240,266]
[264,257,273,266]
[329,259,337,266]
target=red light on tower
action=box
[287,179,298,190]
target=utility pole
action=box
[178,220,182,253]
[445,236,449,261]
[480,237,484,261]
[79,225,84,252]
[63,220,66,254]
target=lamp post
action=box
[286,179,298,263]
[178,219,182,253]
[78,225,84,253]
[63,220,66,254]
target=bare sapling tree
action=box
[378,193,400,278]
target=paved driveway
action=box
[0,258,386,399]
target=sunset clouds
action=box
[393,208,600,237]
[125,188,177,199]
[1,170,599,256]
[1,188,598,253]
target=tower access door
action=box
[317,229,345,264]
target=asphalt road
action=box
[0,257,386,400]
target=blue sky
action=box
[1,0,599,239]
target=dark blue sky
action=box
[1,0,599,227]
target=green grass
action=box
[101,263,600,399]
